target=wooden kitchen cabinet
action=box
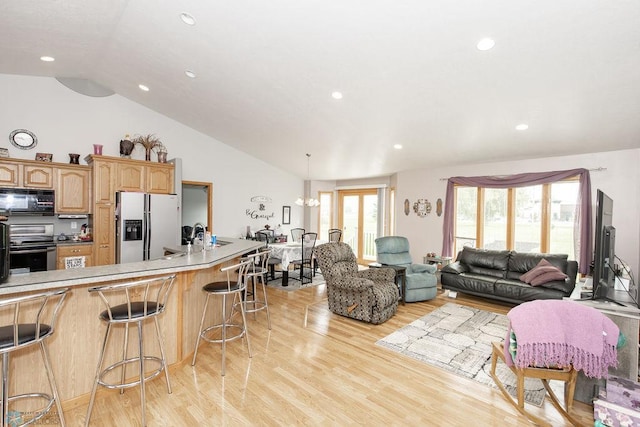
[57,244,93,269]
[55,166,91,213]
[0,162,20,186]
[117,162,145,192]
[146,163,174,194]
[0,159,54,188]
[24,164,54,188]
[92,159,116,204]
[93,203,115,266]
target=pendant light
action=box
[295,154,320,207]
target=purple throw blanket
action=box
[505,300,619,378]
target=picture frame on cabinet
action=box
[35,152,53,162]
[0,148,8,158]
[282,206,291,225]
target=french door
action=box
[338,189,378,265]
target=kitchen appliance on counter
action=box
[8,223,57,274]
[0,188,55,216]
[116,192,179,263]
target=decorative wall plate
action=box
[9,129,37,150]
[413,198,432,217]
[436,198,443,217]
[403,199,410,216]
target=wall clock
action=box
[413,198,432,217]
[9,129,38,150]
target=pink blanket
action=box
[505,300,619,378]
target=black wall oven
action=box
[9,224,56,274]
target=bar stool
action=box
[192,259,252,375]
[244,249,272,329]
[0,287,69,427]
[85,274,176,427]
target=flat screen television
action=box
[592,189,618,302]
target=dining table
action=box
[268,240,326,286]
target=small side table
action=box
[423,256,452,269]
[369,263,407,305]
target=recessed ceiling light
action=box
[331,91,343,100]
[515,123,529,131]
[40,56,55,62]
[476,38,495,51]
[180,12,196,26]
[393,144,403,149]
[185,70,196,79]
[138,84,150,92]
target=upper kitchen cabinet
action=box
[117,162,145,192]
[55,166,91,213]
[0,159,54,188]
[146,163,174,194]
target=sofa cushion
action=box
[520,259,568,286]
[458,247,510,279]
[506,252,568,280]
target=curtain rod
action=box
[438,167,607,181]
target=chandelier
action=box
[295,153,320,207]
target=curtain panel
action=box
[441,168,592,274]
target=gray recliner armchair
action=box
[315,242,398,324]
[375,236,437,302]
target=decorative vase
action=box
[69,153,80,164]
[93,144,103,155]
[145,147,152,161]
[157,152,167,163]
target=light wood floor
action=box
[63,283,594,426]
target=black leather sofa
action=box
[440,247,578,304]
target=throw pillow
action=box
[520,259,568,286]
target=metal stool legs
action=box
[1,344,67,427]
[245,272,272,329]
[192,290,252,375]
[85,275,175,427]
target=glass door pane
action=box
[362,194,378,262]
[339,189,378,264]
[341,194,360,256]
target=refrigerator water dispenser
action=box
[124,220,143,241]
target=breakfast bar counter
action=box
[0,237,263,411]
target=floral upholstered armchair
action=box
[314,242,398,324]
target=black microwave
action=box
[0,188,55,216]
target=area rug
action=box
[267,272,326,291]
[376,302,549,406]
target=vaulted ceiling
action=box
[2,1,639,180]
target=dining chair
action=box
[291,228,305,243]
[256,229,275,243]
[291,232,317,285]
[328,228,342,243]
[255,231,282,281]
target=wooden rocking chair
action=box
[490,341,580,426]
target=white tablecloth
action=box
[269,240,326,269]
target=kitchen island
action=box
[0,237,263,411]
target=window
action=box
[453,180,579,256]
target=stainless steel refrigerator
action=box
[115,192,179,263]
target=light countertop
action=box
[0,237,263,295]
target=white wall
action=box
[0,74,305,238]
[395,149,640,276]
